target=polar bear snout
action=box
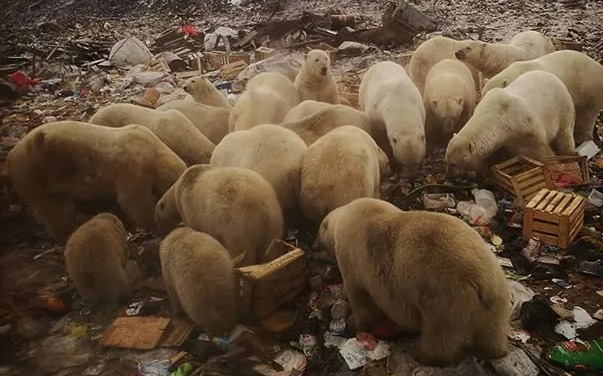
[320,67,328,76]
[455,49,466,59]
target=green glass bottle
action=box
[547,339,603,371]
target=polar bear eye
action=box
[315,58,319,62]
[392,137,399,144]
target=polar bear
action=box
[446,70,576,176]
[300,126,390,223]
[182,75,231,108]
[423,59,477,151]
[154,165,283,266]
[359,61,426,177]
[294,49,340,104]
[281,102,374,146]
[229,72,300,131]
[284,100,332,122]
[210,124,307,213]
[408,36,481,95]
[160,227,237,336]
[89,103,215,165]
[7,121,186,243]
[157,100,230,144]
[315,197,510,366]
[455,30,555,79]
[64,212,130,304]
[482,50,603,145]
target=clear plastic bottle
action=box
[472,189,498,218]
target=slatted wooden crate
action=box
[236,240,307,320]
[523,188,585,248]
[255,46,276,61]
[542,155,589,188]
[492,156,551,203]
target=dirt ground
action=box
[1,1,603,375]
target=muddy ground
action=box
[0,1,602,375]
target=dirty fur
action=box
[281,101,374,146]
[89,102,215,165]
[316,198,511,367]
[294,50,339,104]
[446,70,576,176]
[229,72,300,131]
[300,126,389,223]
[210,124,307,213]
[157,100,230,144]
[154,165,283,266]
[182,75,231,108]
[408,36,481,95]
[483,50,603,145]
[454,30,555,79]
[359,61,426,177]
[64,212,130,304]
[160,227,237,336]
[6,121,186,243]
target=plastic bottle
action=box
[547,339,603,371]
[456,201,491,225]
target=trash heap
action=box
[1,1,603,376]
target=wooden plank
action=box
[493,156,521,172]
[522,155,545,167]
[535,190,557,211]
[523,208,534,239]
[531,231,560,247]
[532,210,559,223]
[562,196,584,216]
[569,200,585,223]
[558,216,569,248]
[526,188,550,209]
[553,194,573,214]
[515,167,545,182]
[546,191,565,212]
[522,182,548,198]
[569,217,584,242]
[532,221,560,235]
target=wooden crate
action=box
[492,156,551,203]
[255,46,276,61]
[203,51,251,71]
[523,188,585,248]
[542,155,589,188]
[236,240,307,320]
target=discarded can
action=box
[521,236,541,261]
[547,339,603,371]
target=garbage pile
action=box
[1,1,603,376]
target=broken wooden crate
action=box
[523,188,585,248]
[542,155,589,188]
[236,240,306,320]
[492,156,552,203]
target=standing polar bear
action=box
[446,70,576,176]
[64,212,130,305]
[455,30,555,79]
[89,103,215,166]
[408,36,481,95]
[210,124,308,213]
[182,75,231,108]
[160,227,238,336]
[300,126,390,223]
[423,59,477,151]
[7,121,186,243]
[359,61,426,177]
[229,72,300,132]
[157,100,230,144]
[154,165,283,266]
[315,197,511,366]
[282,101,373,146]
[294,49,340,104]
[483,50,603,145]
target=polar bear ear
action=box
[502,80,508,88]
[303,52,309,60]
[467,141,476,154]
[456,97,463,105]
